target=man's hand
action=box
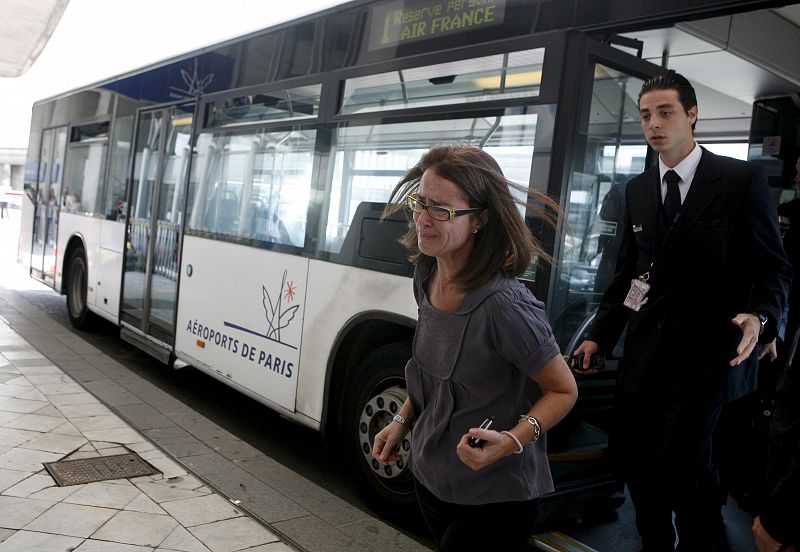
[572,340,600,374]
[759,338,778,362]
[731,313,761,366]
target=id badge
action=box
[623,278,650,311]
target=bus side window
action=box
[321,148,412,254]
[105,114,134,221]
[320,117,538,258]
[187,129,314,249]
[64,122,110,215]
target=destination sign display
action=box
[368,0,506,50]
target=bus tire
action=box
[66,246,93,329]
[342,342,416,512]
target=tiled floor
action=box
[0,325,295,552]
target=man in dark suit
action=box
[574,72,791,552]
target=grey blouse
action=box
[406,265,561,505]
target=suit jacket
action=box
[778,199,800,343]
[587,148,792,405]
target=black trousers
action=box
[414,479,539,552]
[616,387,724,551]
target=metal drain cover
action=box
[44,453,161,486]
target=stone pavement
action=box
[0,319,293,552]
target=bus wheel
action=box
[66,247,92,329]
[343,343,415,511]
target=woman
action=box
[372,144,577,551]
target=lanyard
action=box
[639,211,682,284]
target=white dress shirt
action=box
[658,142,702,204]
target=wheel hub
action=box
[358,385,411,481]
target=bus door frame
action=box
[540,32,665,310]
[30,125,68,285]
[120,100,197,349]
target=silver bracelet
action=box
[392,414,410,428]
[518,415,542,443]
[500,431,524,454]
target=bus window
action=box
[340,48,544,115]
[63,121,110,214]
[187,128,315,248]
[206,84,321,128]
[322,113,537,254]
[105,114,134,221]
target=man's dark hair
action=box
[639,71,698,130]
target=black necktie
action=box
[664,169,682,223]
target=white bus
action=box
[18,0,702,518]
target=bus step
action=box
[120,325,172,365]
[531,531,598,552]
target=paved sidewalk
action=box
[0,320,293,552]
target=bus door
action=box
[31,126,68,284]
[545,34,663,478]
[121,104,195,349]
[550,34,663,349]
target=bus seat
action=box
[215,195,239,235]
[336,202,412,276]
[252,204,294,246]
[239,199,262,239]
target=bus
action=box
[19,0,798,520]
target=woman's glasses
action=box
[406,194,482,221]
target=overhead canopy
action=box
[0,0,70,77]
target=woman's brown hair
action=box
[384,143,561,291]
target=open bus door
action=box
[30,126,68,285]
[120,104,195,360]
[540,34,664,525]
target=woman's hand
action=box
[455,428,515,471]
[372,422,407,464]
